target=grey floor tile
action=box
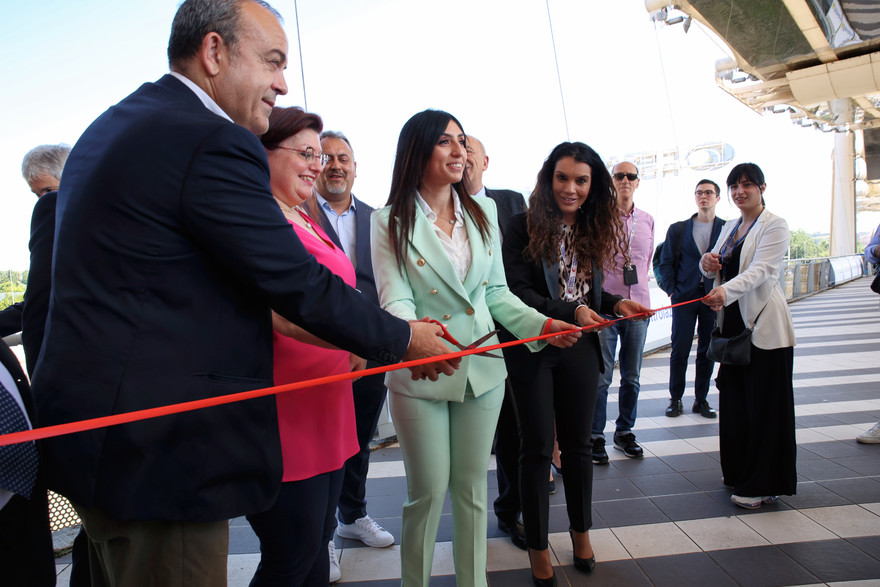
[651,491,732,521]
[658,452,719,472]
[778,538,880,582]
[780,482,852,509]
[836,455,880,476]
[594,497,669,527]
[818,476,880,503]
[796,458,860,481]
[591,477,643,502]
[562,559,651,586]
[228,524,260,555]
[680,468,728,491]
[611,455,676,477]
[487,567,537,586]
[629,472,700,497]
[803,439,874,459]
[849,536,880,562]
[636,551,737,587]
[708,545,819,586]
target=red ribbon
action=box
[0,296,708,447]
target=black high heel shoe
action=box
[569,529,596,573]
[528,548,557,587]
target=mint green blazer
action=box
[370,197,547,401]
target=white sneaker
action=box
[337,515,394,547]
[857,422,880,444]
[328,540,341,583]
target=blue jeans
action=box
[591,319,649,438]
[669,296,716,403]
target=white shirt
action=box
[315,193,357,268]
[169,71,233,123]
[415,190,471,282]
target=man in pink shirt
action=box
[591,161,655,463]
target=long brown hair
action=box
[525,142,624,273]
[384,109,490,271]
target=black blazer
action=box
[484,188,526,238]
[21,191,56,378]
[500,213,622,368]
[658,214,725,301]
[0,303,22,338]
[311,195,378,307]
[32,75,409,522]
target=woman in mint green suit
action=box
[370,110,579,586]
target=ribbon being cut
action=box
[0,297,708,448]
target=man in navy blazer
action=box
[658,179,726,419]
[464,135,530,549]
[31,1,453,583]
[308,131,394,579]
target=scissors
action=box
[427,319,503,359]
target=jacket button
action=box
[488,250,493,256]
[443,314,451,320]
[466,308,475,315]
[429,289,438,295]
[417,258,426,266]
[482,280,488,286]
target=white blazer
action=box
[700,209,796,350]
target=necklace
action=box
[293,205,313,229]
[436,214,456,225]
[274,197,312,229]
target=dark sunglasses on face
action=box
[613,172,639,181]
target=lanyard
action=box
[719,209,763,280]
[625,208,638,267]
[559,237,579,301]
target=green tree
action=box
[789,229,829,259]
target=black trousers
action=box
[717,345,797,497]
[669,292,716,403]
[0,485,54,586]
[337,372,387,524]
[492,378,521,523]
[507,337,599,550]
[247,468,344,586]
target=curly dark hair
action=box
[524,142,625,274]
[385,109,490,270]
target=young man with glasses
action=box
[657,179,726,419]
[592,162,654,462]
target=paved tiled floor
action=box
[56,277,880,585]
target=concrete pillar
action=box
[830,132,856,256]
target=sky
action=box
[1,0,875,270]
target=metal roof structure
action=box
[647,0,880,212]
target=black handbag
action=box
[707,326,753,366]
[872,271,880,294]
[707,305,766,366]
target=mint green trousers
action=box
[390,382,504,587]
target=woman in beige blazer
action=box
[700,162,797,510]
[371,109,578,586]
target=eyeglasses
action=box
[275,146,329,166]
[613,172,639,181]
[695,190,717,197]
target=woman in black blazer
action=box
[501,142,651,585]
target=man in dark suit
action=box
[464,135,529,549]
[308,131,394,581]
[0,145,69,341]
[657,179,726,419]
[31,1,454,584]
[0,339,54,586]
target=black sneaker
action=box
[613,433,643,458]
[692,400,717,419]
[665,399,683,417]
[591,437,609,465]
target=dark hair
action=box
[525,142,625,272]
[260,106,323,150]
[167,0,281,68]
[21,144,71,183]
[726,162,766,205]
[695,178,720,195]
[384,109,490,270]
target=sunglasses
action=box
[613,172,639,181]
